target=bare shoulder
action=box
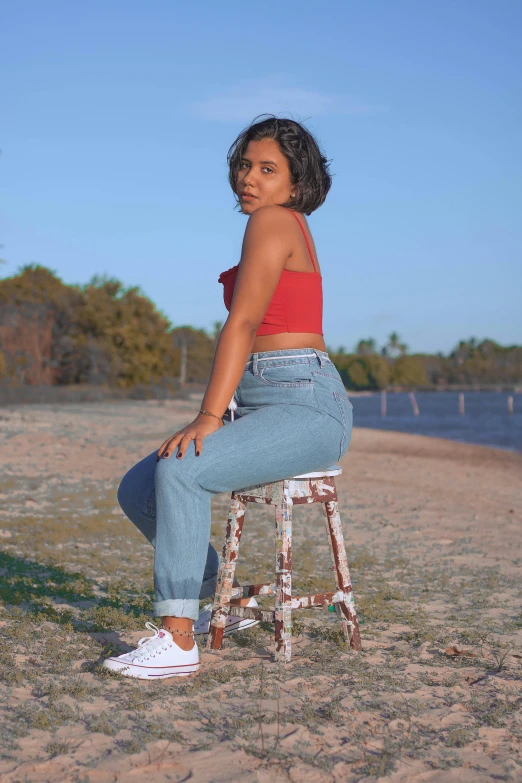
[245,205,295,233]
[240,206,295,268]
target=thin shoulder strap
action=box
[287,210,318,272]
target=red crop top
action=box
[218,209,323,336]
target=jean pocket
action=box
[258,363,315,388]
[333,391,353,460]
[311,369,346,386]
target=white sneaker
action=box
[194,597,260,636]
[102,622,199,679]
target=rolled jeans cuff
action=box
[153,574,218,621]
[153,598,201,622]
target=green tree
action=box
[0,265,81,384]
[333,354,390,390]
[75,278,178,387]
[390,356,427,387]
[344,359,369,389]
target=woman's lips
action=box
[240,193,256,199]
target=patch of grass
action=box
[444,726,476,748]
[10,700,80,734]
[469,693,522,728]
[308,624,347,648]
[85,713,119,736]
[45,734,82,757]
[118,737,144,754]
[357,737,399,778]
[78,605,152,633]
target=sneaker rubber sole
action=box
[102,658,200,679]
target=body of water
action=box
[349,391,522,452]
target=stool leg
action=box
[207,495,246,650]
[322,498,363,651]
[274,491,293,663]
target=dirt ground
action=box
[0,398,521,782]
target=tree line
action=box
[332,334,521,390]
[0,266,520,391]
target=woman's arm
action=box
[201,205,294,417]
[158,205,293,459]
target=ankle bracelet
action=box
[161,626,194,638]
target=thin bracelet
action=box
[199,408,225,423]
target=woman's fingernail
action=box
[196,451,200,456]
[177,453,183,459]
[163,453,169,459]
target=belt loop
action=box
[313,348,327,368]
[252,352,259,375]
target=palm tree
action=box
[356,338,377,356]
[383,332,408,359]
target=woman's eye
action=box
[262,167,273,173]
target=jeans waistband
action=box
[245,347,331,373]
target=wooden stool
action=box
[207,466,362,662]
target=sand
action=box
[0,398,521,782]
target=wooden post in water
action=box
[507,395,514,414]
[381,389,387,417]
[459,392,465,415]
[409,391,420,416]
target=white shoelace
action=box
[127,622,172,662]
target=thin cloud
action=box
[185,77,387,122]
[372,312,395,323]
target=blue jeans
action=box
[117,348,353,621]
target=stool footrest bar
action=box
[239,583,276,597]
[291,592,334,608]
[213,591,354,624]
[211,606,275,623]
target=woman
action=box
[103,115,353,679]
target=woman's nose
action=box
[242,169,256,185]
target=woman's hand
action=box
[157,413,224,461]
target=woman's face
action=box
[236,138,295,214]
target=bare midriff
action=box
[251,332,327,353]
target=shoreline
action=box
[354,423,522,454]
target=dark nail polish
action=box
[196,451,200,456]
[177,453,183,459]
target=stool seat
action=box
[292,465,342,479]
[208,465,362,662]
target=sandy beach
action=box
[0,398,521,782]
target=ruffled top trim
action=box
[217,265,239,284]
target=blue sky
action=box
[1,0,521,354]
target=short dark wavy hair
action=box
[227,114,333,216]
